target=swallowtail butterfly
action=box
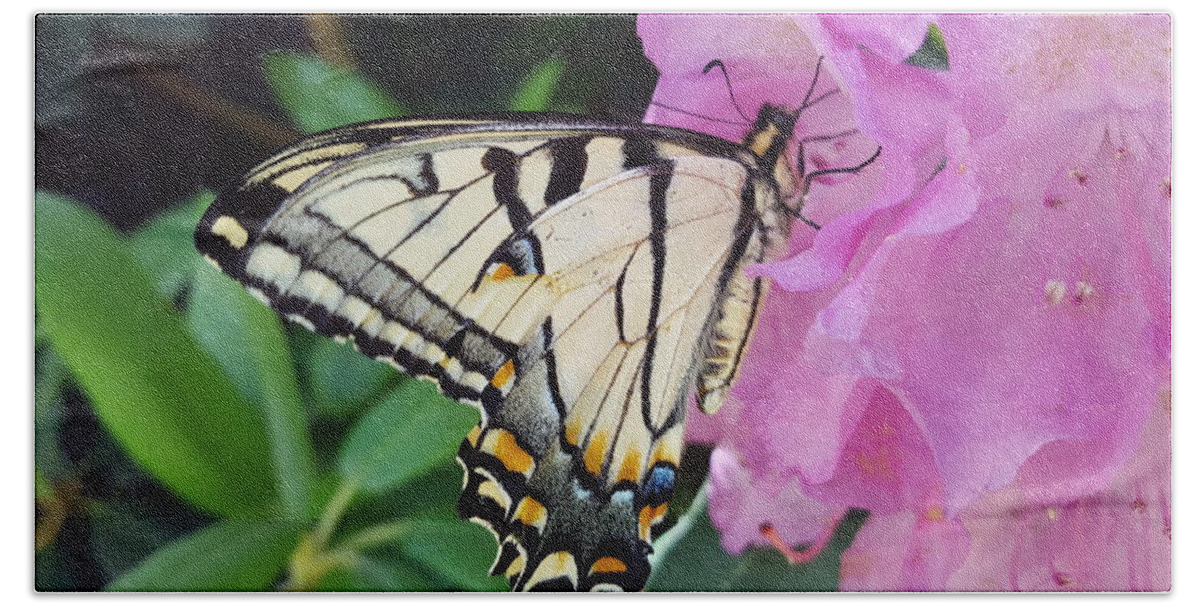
[195,59,865,591]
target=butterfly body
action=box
[197,107,800,590]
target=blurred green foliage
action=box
[34,14,865,592]
[263,50,408,133]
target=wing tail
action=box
[455,421,654,591]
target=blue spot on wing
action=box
[643,465,676,505]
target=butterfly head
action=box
[743,104,798,167]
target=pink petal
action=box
[706,445,839,555]
[839,509,970,591]
[946,402,1171,591]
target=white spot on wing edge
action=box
[522,551,579,590]
[288,269,344,312]
[211,215,250,249]
[287,314,316,331]
[246,243,301,290]
[246,287,271,306]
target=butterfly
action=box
[194,59,870,591]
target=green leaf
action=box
[338,380,478,494]
[306,337,395,418]
[188,263,316,520]
[509,57,565,111]
[315,555,432,592]
[34,467,53,502]
[391,519,508,591]
[905,22,950,71]
[129,192,212,299]
[106,519,302,591]
[647,485,869,591]
[350,459,465,524]
[34,191,276,516]
[130,190,316,518]
[263,51,406,133]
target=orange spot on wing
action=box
[651,443,680,469]
[514,496,548,529]
[590,557,628,575]
[491,359,515,389]
[638,503,669,541]
[617,450,643,485]
[584,432,609,476]
[491,262,516,280]
[564,419,581,446]
[487,429,534,476]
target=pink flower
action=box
[944,399,1171,591]
[638,13,1170,590]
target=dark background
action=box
[35,14,658,231]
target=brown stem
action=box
[306,14,356,72]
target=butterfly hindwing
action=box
[196,113,794,591]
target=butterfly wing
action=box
[196,116,787,591]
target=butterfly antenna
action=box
[804,145,882,186]
[796,56,843,113]
[702,59,753,123]
[798,56,826,110]
[647,101,748,126]
[792,142,884,230]
[801,128,859,145]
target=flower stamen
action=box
[1044,279,1068,306]
[759,517,840,565]
[1072,280,1096,305]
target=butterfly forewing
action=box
[196,114,792,591]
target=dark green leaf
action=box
[34,346,70,480]
[263,51,406,133]
[36,541,87,591]
[648,486,869,591]
[34,191,276,516]
[905,23,950,71]
[315,555,431,592]
[188,264,316,519]
[392,519,508,591]
[34,467,53,502]
[306,337,395,418]
[647,487,738,591]
[87,502,195,581]
[106,519,302,591]
[341,459,465,528]
[338,380,478,494]
[509,57,564,111]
